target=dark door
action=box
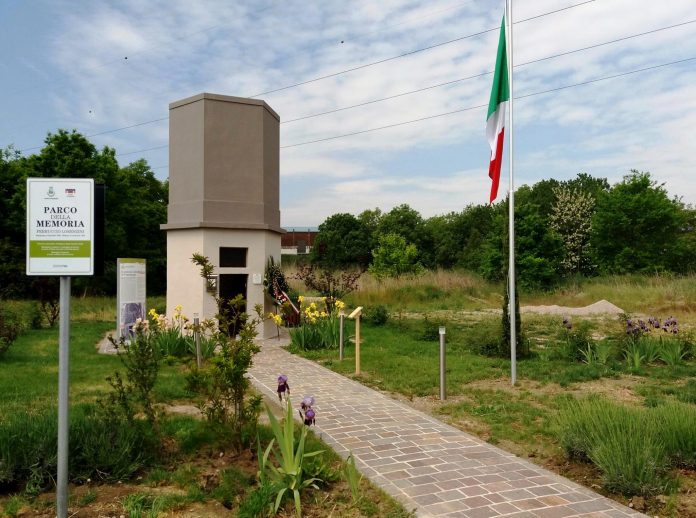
[218,274,248,336]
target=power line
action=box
[13,1,629,153]
[13,8,694,157]
[116,144,168,157]
[249,0,597,97]
[99,56,696,165]
[279,56,696,149]
[282,17,696,124]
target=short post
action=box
[194,313,201,369]
[439,326,446,401]
[339,310,345,361]
[348,307,363,375]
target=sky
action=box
[1,0,695,227]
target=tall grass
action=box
[556,397,696,496]
[0,405,156,494]
[283,266,499,310]
[530,273,696,315]
[285,266,696,316]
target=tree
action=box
[376,204,434,267]
[0,131,169,296]
[310,213,372,270]
[591,171,685,273]
[368,233,423,279]
[0,147,28,297]
[479,195,563,289]
[550,185,596,275]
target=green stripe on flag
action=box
[487,17,510,119]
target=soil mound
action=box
[521,299,624,316]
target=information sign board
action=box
[26,178,94,275]
[117,258,147,339]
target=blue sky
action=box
[2,0,695,227]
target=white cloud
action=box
[2,0,695,226]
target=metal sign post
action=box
[57,276,71,518]
[26,178,94,518]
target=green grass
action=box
[0,321,119,414]
[292,319,634,395]
[437,389,557,448]
[0,296,415,518]
[555,397,696,496]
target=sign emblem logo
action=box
[47,186,55,197]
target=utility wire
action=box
[116,144,168,157]
[249,0,597,97]
[283,18,696,123]
[138,55,696,171]
[279,56,696,149]
[28,55,696,158]
[21,6,687,153]
[14,9,695,157]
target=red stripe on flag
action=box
[488,128,505,204]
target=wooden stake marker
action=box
[348,306,363,375]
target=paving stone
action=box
[248,335,647,518]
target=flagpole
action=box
[506,0,516,386]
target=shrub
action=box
[464,319,502,357]
[0,405,156,494]
[0,306,21,357]
[419,315,444,341]
[258,401,323,517]
[363,305,389,326]
[289,298,344,350]
[653,402,696,469]
[104,325,161,428]
[189,307,264,453]
[555,397,678,496]
[237,480,277,518]
[559,320,594,362]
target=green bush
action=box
[237,480,277,518]
[555,397,694,496]
[363,305,389,326]
[463,319,502,357]
[419,315,444,341]
[653,402,696,469]
[0,305,21,357]
[560,321,594,362]
[0,405,156,494]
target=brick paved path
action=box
[248,336,645,518]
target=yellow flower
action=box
[272,314,283,326]
[174,304,183,315]
[298,295,304,303]
[335,300,346,310]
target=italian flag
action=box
[486,16,510,204]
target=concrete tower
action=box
[162,93,282,338]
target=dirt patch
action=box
[399,299,625,324]
[521,299,624,316]
[165,404,203,418]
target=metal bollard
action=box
[339,311,345,361]
[194,314,201,368]
[439,326,446,400]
